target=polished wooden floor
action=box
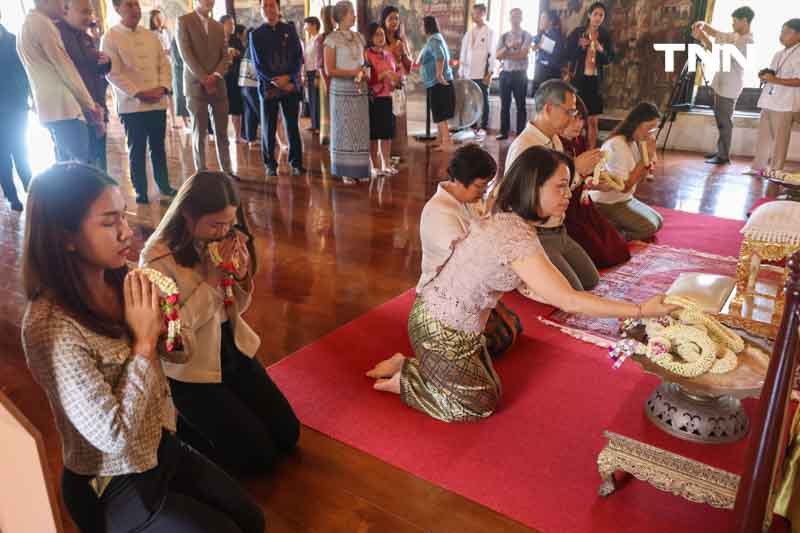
[0,116,793,532]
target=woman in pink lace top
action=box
[367,146,676,422]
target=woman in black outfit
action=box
[221,16,246,143]
[531,10,565,95]
[566,1,614,148]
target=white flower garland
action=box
[609,296,745,378]
[137,268,182,352]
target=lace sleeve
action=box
[494,214,542,266]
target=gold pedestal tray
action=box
[630,338,770,444]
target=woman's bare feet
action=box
[366,353,405,379]
[374,371,401,394]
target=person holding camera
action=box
[744,18,800,175]
[692,7,755,166]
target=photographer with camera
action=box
[692,7,754,166]
[743,18,800,175]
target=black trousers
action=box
[169,322,300,474]
[499,70,528,136]
[306,71,320,130]
[119,110,171,200]
[531,62,562,96]
[0,111,32,203]
[88,122,108,173]
[241,87,261,142]
[471,79,489,130]
[61,432,265,533]
[259,91,303,170]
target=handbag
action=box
[391,87,406,116]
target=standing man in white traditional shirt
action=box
[177,0,234,178]
[102,0,176,204]
[692,6,755,166]
[459,3,495,136]
[17,0,101,163]
[744,18,800,175]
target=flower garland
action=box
[581,153,625,205]
[138,268,182,352]
[608,296,745,378]
[760,168,800,185]
[207,241,241,307]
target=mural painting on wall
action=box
[234,0,305,32]
[548,0,694,112]
[130,0,188,33]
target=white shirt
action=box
[417,183,476,292]
[590,135,642,204]
[101,23,171,115]
[758,43,800,112]
[711,31,753,100]
[16,10,95,124]
[305,35,319,71]
[459,24,496,80]
[155,27,171,52]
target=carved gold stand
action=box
[716,237,800,340]
[597,431,740,508]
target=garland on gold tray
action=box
[760,168,800,185]
[607,296,745,378]
[137,268,182,352]
[207,241,242,307]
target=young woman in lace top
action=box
[367,147,675,422]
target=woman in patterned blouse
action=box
[21,163,264,533]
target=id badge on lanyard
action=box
[769,85,776,96]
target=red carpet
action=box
[268,208,749,533]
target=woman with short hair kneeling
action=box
[590,102,663,242]
[367,146,676,422]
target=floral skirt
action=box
[400,297,522,422]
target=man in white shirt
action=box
[498,79,604,291]
[459,4,495,135]
[745,19,800,174]
[418,144,520,358]
[102,0,175,204]
[17,0,100,163]
[177,0,233,177]
[303,16,321,133]
[692,6,755,165]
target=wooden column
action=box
[356,0,368,34]
[226,0,235,17]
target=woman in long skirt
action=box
[317,6,335,146]
[324,1,370,183]
[381,6,412,157]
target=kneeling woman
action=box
[367,147,675,422]
[141,172,299,473]
[590,102,663,242]
[22,164,264,532]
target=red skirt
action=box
[564,189,630,269]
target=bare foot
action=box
[373,370,401,394]
[366,353,406,379]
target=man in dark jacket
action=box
[0,8,32,211]
[58,0,112,171]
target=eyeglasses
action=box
[554,104,580,117]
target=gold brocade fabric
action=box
[775,407,800,532]
[400,297,521,422]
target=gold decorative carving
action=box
[596,431,740,509]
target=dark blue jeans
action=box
[241,87,261,142]
[88,122,108,173]
[61,432,265,533]
[119,110,171,200]
[306,71,320,130]
[0,111,32,203]
[259,91,303,169]
[47,118,89,163]
[499,70,528,136]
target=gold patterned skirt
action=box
[400,297,522,422]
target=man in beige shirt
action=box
[177,0,235,178]
[102,0,175,204]
[17,0,101,162]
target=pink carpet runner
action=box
[267,208,752,532]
